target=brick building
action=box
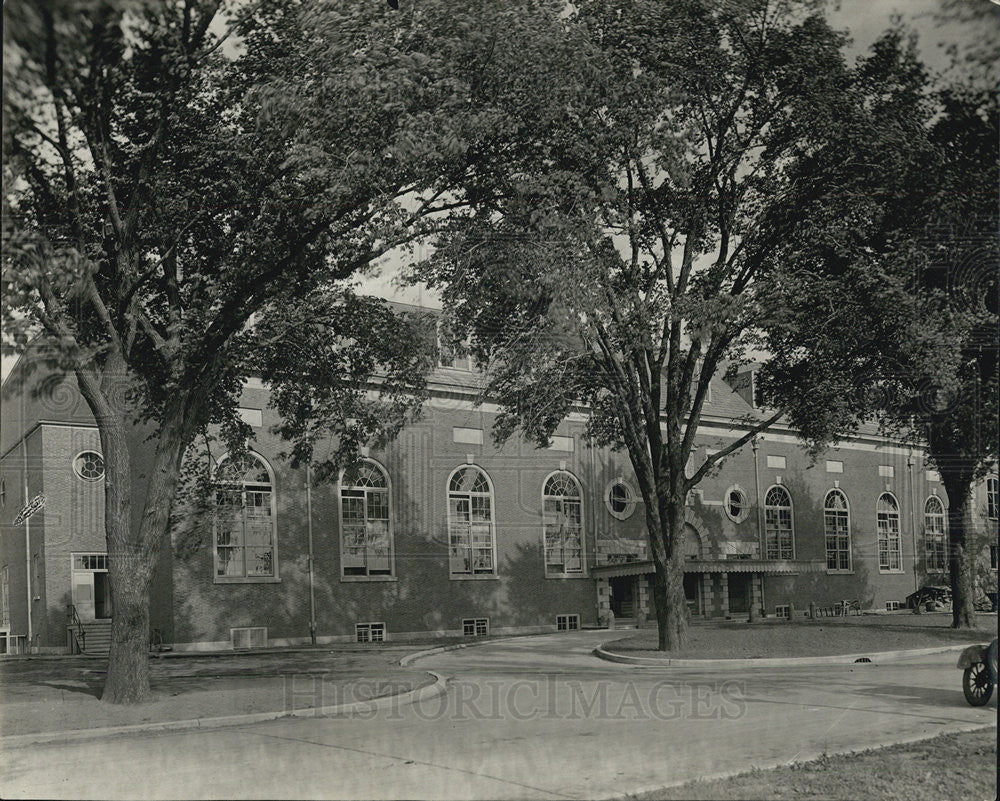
[2,330,997,654]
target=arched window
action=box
[214,452,276,581]
[764,485,794,560]
[543,472,584,575]
[987,477,999,520]
[340,459,393,578]
[824,489,851,572]
[877,493,902,572]
[448,466,496,576]
[924,495,947,572]
[682,524,702,560]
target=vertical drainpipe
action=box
[751,437,765,614]
[306,464,317,646]
[21,376,33,653]
[590,429,600,624]
[907,449,918,593]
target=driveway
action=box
[1,630,995,799]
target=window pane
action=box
[217,546,241,576]
[247,547,274,577]
[367,520,391,573]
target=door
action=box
[728,574,750,614]
[71,554,110,622]
[72,572,96,621]
[683,573,702,617]
[609,576,635,618]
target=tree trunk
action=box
[942,475,976,629]
[72,358,152,703]
[75,355,195,704]
[649,501,688,651]
[103,400,191,703]
[101,405,153,704]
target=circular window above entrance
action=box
[605,479,637,520]
[725,485,750,523]
[73,451,105,481]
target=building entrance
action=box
[728,573,750,614]
[71,554,112,621]
[683,573,702,617]
[609,576,636,618]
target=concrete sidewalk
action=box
[0,645,440,745]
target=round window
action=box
[73,451,105,481]
[606,479,637,520]
[725,485,750,523]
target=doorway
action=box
[683,573,702,617]
[609,576,636,618]
[728,574,750,614]
[71,554,112,621]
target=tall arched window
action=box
[543,472,584,575]
[682,523,702,560]
[764,485,794,560]
[340,459,392,578]
[448,466,496,576]
[877,493,902,572]
[824,489,851,572]
[924,495,947,572]
[215,452,276,581]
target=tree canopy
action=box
[413,0,981,647]
[1,0,532,700]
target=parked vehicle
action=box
[957,639,998,706]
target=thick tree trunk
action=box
[942,475,976,629]
[101,406,153,704]
[73,359,153,703]
[103,403,190,703]
[649,500,688,651]
[76,356,194,704]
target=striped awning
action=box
[591,558,826,578]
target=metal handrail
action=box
[66,604,86,653]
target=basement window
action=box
[774,605,790,619]
[556,614,580,631]
[356,622,386,643]
[231,627,267,650]
[463,618,489,637]
[885,600,903,612]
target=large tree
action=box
[415,0,942,650]
[761,22,998,628]
[1,0,518,702]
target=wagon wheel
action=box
[963,661,995,706]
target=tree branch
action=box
[685,409,784,490]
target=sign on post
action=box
[13,494,45,526]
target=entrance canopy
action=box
[591,558,826,579]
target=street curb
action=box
[595,722,997,801]
[0,671,446,750]
[399,632,543,666]
[593,642,975,668]
[400,642,478,666]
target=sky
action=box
[2,0,994,382]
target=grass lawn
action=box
[631,727,997,801]
[605,613,997,659]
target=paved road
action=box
[1,631,995,799]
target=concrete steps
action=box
[81,621,112,656]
